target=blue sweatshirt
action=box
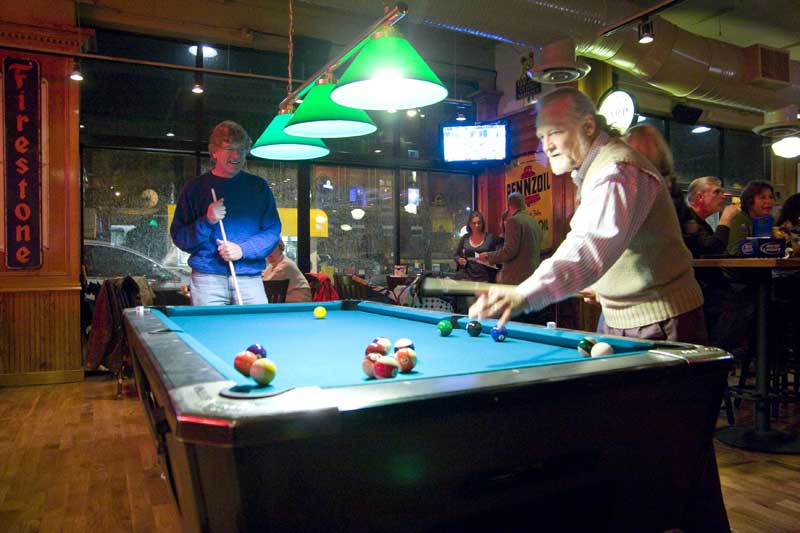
[170,170,281,276]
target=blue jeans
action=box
[190,272,267,306]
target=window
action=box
[723,129,769,188]
[669,122,720,185]
[309,165,395,279]
[399,170,473,274]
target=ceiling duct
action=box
[530,38,590,83]
[752,105,800,138]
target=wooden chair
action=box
[263,279,290,303]
[333,274,368,301]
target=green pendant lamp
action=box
[284,81,377,138]
[330,28,448,111]
[250,112,330,160]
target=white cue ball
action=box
[590,341,614,357]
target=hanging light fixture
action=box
[251,111,330,160]
[284,75,376,138]
[330,25,447,111]
[638,18,655,44]
[772,136,800,158]
[251,0,328,160]
[70,60,84,82]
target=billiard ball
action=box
[365,342,385,357]
[394,338,415,352]
[437,319,453,337]
[395,348,417,373]
[591,341,614,357]
[373,337,392,354]
[250,357,277,385]
[373,356,400,379]
[490,325,507,342]
[577,337,597,357]
[233,351,258,377]
[313,306,327,319]
[361,354,376,379]
[246,343,266,358]
[466,320,482,337]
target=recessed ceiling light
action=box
[166,132,175,137]
[188,45,218,58]
[374,149,382,153]
[192,83,204,94]
[692,126,711,134]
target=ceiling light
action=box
[79,124,85,129]
[188,45,218,58]
[456,112,466,122]
[772,136,800,158]
[638,18,654,44]
[251,113,330,160]
[406,109,417,118]
[330,27,448,111]
[374,149,382,153]
[386,109,397,114]
[350,208,366,220]
[284,81,376,138]
[191,83,204,94]
[637,115,647,123]
[340,224,353,231]
[70,69,83,81]
[166,132,175,137]
[692,126,711,134]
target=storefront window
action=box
[398,170,474,274]
[309,165,395,281]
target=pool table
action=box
[124,301,732,533]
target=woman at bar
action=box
[726,180,775,256]
[453,211,501,283]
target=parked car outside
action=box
[83,239,190,291]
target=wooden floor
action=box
[1,374,799,533]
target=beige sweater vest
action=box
[584,139,703,329]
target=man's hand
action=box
[477,252,490,263]
[206,197,226,224]
[578,288,600,307]
[719,204,740,227]
[468,287,529,329]
[216,239,243,261]
[456,257,467,266]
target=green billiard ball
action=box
[577,337,597,357]
[466,320,482,337]
[437,319,453,337]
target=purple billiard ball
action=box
[246,343,267,358]
[490,325,507,342]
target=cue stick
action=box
[211,188,243,305]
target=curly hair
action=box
[739,180,773,216]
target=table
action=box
[124,301,731,532]
[693,257,800,453]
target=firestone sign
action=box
[4,57,41,269]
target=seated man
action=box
[682,176,740,257]
[262,239,312,303]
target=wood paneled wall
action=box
[0,26,83,385]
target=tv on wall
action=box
[441,121,508,165]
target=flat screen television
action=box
[441,121,508,165]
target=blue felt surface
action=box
[152,303,654,395]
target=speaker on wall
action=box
[671,104,703,125]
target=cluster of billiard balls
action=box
[577,337,615,357]
[363,337,417,379]
[436,319,508,342]
[233,343,277,385]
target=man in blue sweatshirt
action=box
[171,121,281,305]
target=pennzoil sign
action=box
[4,57,41,269]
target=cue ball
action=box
[313,306,327,319]
[490,325,507,342]
[466,320,482,337]
[437,319,453,337]
[577,337,597,357]
[590,341,614,357]
[246,343,267,358]
[249,358,277,385]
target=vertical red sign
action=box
[4,57,41,268]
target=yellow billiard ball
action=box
[313,306,327,319]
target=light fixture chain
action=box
[287,0,294,95]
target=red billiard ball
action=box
[395,348,417,373]
[233,351,258,377]
[373,356,400,379]
[365,342,385,357]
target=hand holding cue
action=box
[211,188,243,305]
